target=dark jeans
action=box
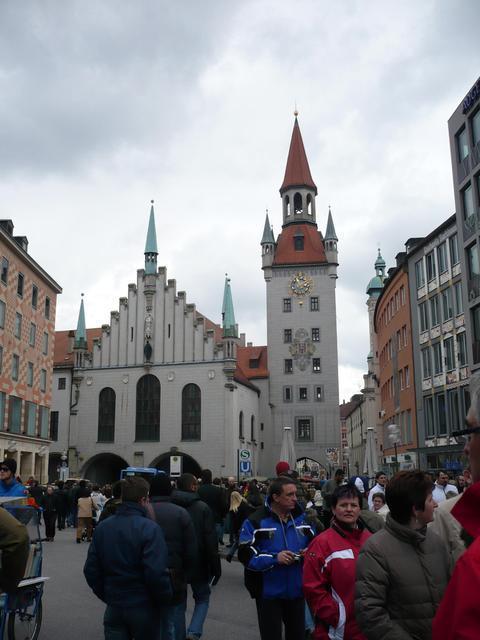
[255,597,305,640]
[44,511,57,539]
[57,512,66,530]
[104,604,159,640]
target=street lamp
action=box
[387,424,401,473]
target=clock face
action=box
[290,272,313,296]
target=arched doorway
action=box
[48,453,63,483]
[81,453,129,485]
[150,452,202,478]
[295,457,326,480]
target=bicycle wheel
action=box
[7,600,42,640]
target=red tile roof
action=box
[280,118,317,195]
[54,328,102,367]
[340,396,363,419]
[236,345,269,380]
[273,223,327,265]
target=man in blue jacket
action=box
[0,458,26,498]
[238,476,315,640]
[84,476,172,639]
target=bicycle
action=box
[0,500,48,640]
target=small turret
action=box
[324,206,338,264]
[366,249,386,297]
[144,201,158,275]
[261,211,275,269]
[222,274,239,361]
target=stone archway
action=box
[81,453,129,485]
[150,451,202,478]
[295,457,326,480]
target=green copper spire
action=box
[144,201,158,275]
[74,295,87,350]
[366,248,386,296]
[324,207,338,241]
[222,274,237,338]
[261,212,275,245]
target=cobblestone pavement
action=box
[39,527,259,639]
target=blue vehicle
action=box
[0,500,46,640]
[120,467,165,482]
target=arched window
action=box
[239,411,244,439]
[294,192,303,214]
[251,415,255,442]
[182,384,201,441]
[285,195,291,216]
[136,374,160,441]
[98,387,116,442]
[306,193,313,215]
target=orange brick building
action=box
[374,253,418,471]
[0,220,61,482]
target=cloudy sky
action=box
[1,1,479,401]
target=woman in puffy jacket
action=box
[355,470,451,640]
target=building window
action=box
[311,328,320,342]
[58,377,66,390]
[39,406,49,438]
[50,411,59,441]
[426,252,436,281]
[462,184,475,220]
[445,337,455,372]
[182,383,201,441]
[457,127,469,161]
[415,259,425,288]
[249,358,259,369]
[467,243,480,279]
[17,273,24,298]
[0,346,2,374]
[40,368,46,392]
[1,258,8,285]
[299,387,308,400]
[400,286,406,305]
[419,302,429,333]
[310,296,319,311]
[0,392,4,431]
[421,347,431,378]
[42,332,49,355]
[449,234,459,266]
[454,282,463,315]
[12,355,19,381]
[437,393,447,436]
[98,387,116,442]
[424,396,435,437]
[448,389,460,432]
[27,362,33,387]
[239,411,244,439]
[283,386,292,402]
[14,313,22,339]
[135,374,160,441]
[405,366,410,388]
[430,296,439,327]
[29,323,36,347]
[457,332,467,367]
[294,235,304,251]
[399,369,404,390]
[437,242,448,274]
[31,284,38,309]
[473,305,480,363]
[296,418,313,442]
[312,358,321,373]
[473,109,480,146]
[26,401,36,436]
[433,342,442,375]
[250,415,255,441]
[315,386,324,401]
[284,359,293,374]
[402,325,408,347]
[283,298,292,312]
[0,300,4,328]
[442,288,453,321]
[45,297,51,320]
[284,329,292,343]
[8,396,22,434]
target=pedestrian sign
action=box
[240,460,252,475]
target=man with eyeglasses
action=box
[0,459,27,498]
[432,374,480,639]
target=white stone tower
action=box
[261,115,340,475]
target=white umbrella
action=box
[363,427,378,488]
[279,427,297,471]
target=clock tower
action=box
[261,115,340,474]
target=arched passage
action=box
[295,457,326,479]
[150,452,202,478]
[48,452,63,483]
[82,453,129,485]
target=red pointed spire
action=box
[280,117,317,195]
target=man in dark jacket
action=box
[198,468,227,544]
[149,474,197,640]
[171,473,221,640]
[54,481,69,530]
[84,476,171,639]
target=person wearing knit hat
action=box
[275,461,290,476]
[0,458,27,498]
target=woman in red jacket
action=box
[303,484,370,640]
